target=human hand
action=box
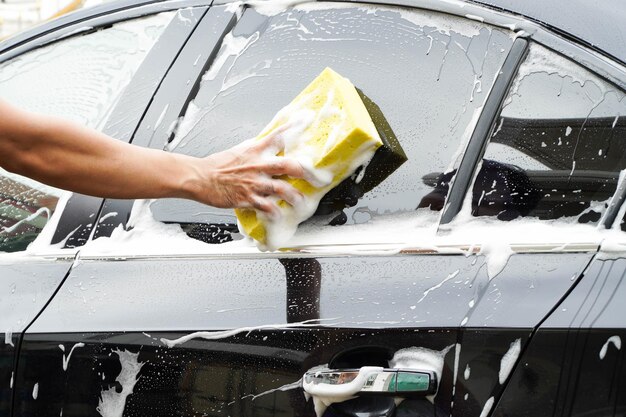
[185,130,306,216]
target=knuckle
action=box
[272,160,287,172]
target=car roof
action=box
[1,0,624,68]
[470,0,626,66]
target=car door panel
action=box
[494,258,626,417]
[0,260,73,417]
[16,330,457,417]
[0,8,206,417]
[18,251,593,416]
[5,1,624,417]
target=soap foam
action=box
[302,344,452,417]
[97,350,144,417]
[498,338,521,384]
[599,335,621,360]
[239,72,382,250]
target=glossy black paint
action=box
[19,252,592,417]
[491,258,626,416]
[3,2,626,417]
[0,334,17,417]
[26,253,592,332]
[0,261,73,417]
[493,328,626,417]
[471,0,626,66]
[0,4,207,417]
[453,329,531,417]
[15,330,459,417]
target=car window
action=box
[0,12,174,253]
[152,2,514,245]
[469,43,626,223]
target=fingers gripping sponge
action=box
[235,68,383,250]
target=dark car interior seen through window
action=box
[151,2,515,245]
[470,43,626,224]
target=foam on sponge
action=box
[235,67,383,250]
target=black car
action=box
[1,0,626,417]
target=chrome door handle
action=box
[302,367,437,397]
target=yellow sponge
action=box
[235,67,383,249]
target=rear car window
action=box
[0,13,174,253]
[468,43,626,224]
[152,2,515,245]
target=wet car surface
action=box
[1,1,626,417]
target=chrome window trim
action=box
[0,0,212,63]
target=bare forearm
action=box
[0,100,306,214]
[2,110,196,200]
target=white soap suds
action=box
[293,2,490,40]
[507,43,600,102]
[464,14,484,23]
[153,104,169,132]
[4,330,13,347]
[55,165,626,266]
[81,199,234,256]
[418,270,460,303]
[62,343,85,371]
[161,319,338,348]
[479,240,515,280]
[32,383,38,400]
[597,226,626,259]
[389,345,453,402]
[452,343,461,396]
[479,396,494,417]
[248,379,302,400]
[599,335,621,360]
[235,76,381,250]
[499,339,521,384]
[9,372,13,389]
[202,31,260,83]
[99,212,118,223]
[243,0,315,16]
[464,364,470,380]
[97,350,144,417]
[394,6,483,38]
[166,102,203,151]
[1,207,50,233]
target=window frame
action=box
[92,3,238,240]
[0,3,209,253]
[443,39,626,232]
[87,0,626,254]
[91,1,523,246]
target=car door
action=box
[0,5,207,417]
[471,42,626,417]
[10,2,623,417]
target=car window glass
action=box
[470,43,626,223]
[0,12,174,253]
[152,2,514,245]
